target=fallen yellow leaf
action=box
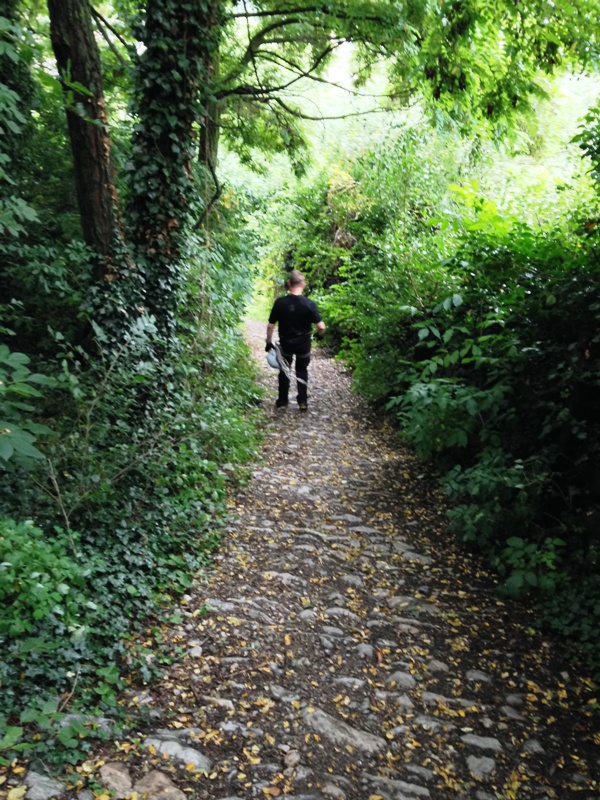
[7,787,26,800]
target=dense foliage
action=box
[0,2,261,766]
[258,118,600,671]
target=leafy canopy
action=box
[211,0,600,168]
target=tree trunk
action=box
[199,98,222,171]
[199,47,222,174]
[129,0,224,336]
[47,0,121,282]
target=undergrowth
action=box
[0,239,262,765]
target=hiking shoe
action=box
[275,400,288,409]
[298,403,308,412]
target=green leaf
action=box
[0,726,23,750]
[506,536,525,548]
[36,69,63,95]
[19,707,40,724]
[505,572,524,594]
[41,698,59,715]
[0,437,15,462]
[57,726,77,748]
[65,80,93,97]
[10,637,61,658]
[525,571,538,587]
[96,664,120,684]
[10,432,44,460]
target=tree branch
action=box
[231,5,329,18]
[91,15,127,67]
[237,17,301,71]
[197,158,221,228]
[244,0,270,105]
[271,94,390,121]
[256,48,396,98]
[229,5,388,25]
[90,6,130,55]
[218,43,334,99]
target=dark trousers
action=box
[278,350,311,405]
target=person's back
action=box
[270,294,320,350]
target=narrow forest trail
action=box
[24,322,599,800]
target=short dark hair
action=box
[288,270,305,287]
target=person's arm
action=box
[266,322,275,350]
[310,299,325,339]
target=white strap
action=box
[274,342,308,386]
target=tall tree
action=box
[128,0,224,334]
[47,0,122,281]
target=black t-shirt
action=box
[269,294,322,350]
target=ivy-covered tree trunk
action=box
[199,51,222,171]
[129,0,224,337]
[47,0,121,282]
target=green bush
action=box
[0,519,93,636]
[0,343,56,467]
[443,451,550,551]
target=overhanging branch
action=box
[229,5,388,25]
[272,95,389,121]
[220,44,334,98]
[238,17,301,70]
[90,6,130,64]
[257,48,395,98]
[197,158,221,228]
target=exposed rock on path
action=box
[18,321,599,800]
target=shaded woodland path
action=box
[20,322,599,800]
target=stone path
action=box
[18,321,599,800]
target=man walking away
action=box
[265,270,326,411]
